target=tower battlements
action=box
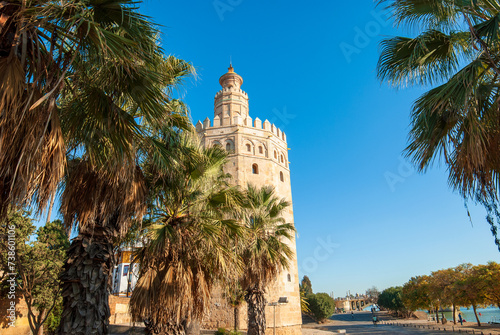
[195,116,287,144]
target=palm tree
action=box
[130,131,243,335]
[377,0,500,250]
[57,100,192,335]
[56,43,192,335]
[239,185,295,335]
[0,0,174,218]
[225,280,246,333]
[2,2,194,333]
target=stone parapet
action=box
[196,116,287,145]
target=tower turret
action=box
[214,65,249,122]
[197,67,301,335]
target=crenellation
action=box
[203,117,211,129]
[254,117,262,129]
[213,115,221,127]
[195,120,203,132]
[263,119,271,131]
[245,116,252,127]
[234,115,242,125]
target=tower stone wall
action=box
[196,66,302,335]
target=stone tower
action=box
[196,66,302,335]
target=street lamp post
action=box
[269,297,288,335]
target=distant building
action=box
[111,247,139,296]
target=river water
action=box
[426,306,500,324]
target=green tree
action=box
[402,276,432,314]
[239,185,295,335]
[0,211,68,335]
[300,275,313,296]
[483,261,500,307]
[376,0,500,250]
[307,293,335,322]
[378,287,408,316]
[430,268,464,324]
[454,264,488,326]
[129,131,242,335]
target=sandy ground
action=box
[109,311,500,335]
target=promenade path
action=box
[109,311,500,334]
[303,311,500,335]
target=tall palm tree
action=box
[0,0,174,219]
[56,101,192,335]
[2,2,194,333]
[130,131,243,335]
[56,45,192,335]
[239,185,295,335]
[377,0,500,250]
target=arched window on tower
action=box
[287,273,291,282]
[213,141,221,147]
[280,171,284,182]
[252,164,259,174]
[274,151,277,159]
[225,140,234,153]
[280,155,284,163]
[258,146,263,154]
[246,144,251,152]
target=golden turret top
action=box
[219,64,243,89]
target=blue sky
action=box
[138,0,499,296]
[44,1,499,296]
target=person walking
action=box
[351,310,354,319]
[458,312,463,326]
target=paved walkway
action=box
[302,311,500,335]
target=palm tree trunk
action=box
[144,320,186,335]
[185,318,200,335]
[234,305,240,331]
[245,288,266,335]
[472,304,481,326]
[56,223,114,335]
[46,191,56,224]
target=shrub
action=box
[307,293,335,322]
[215,327,227,335]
